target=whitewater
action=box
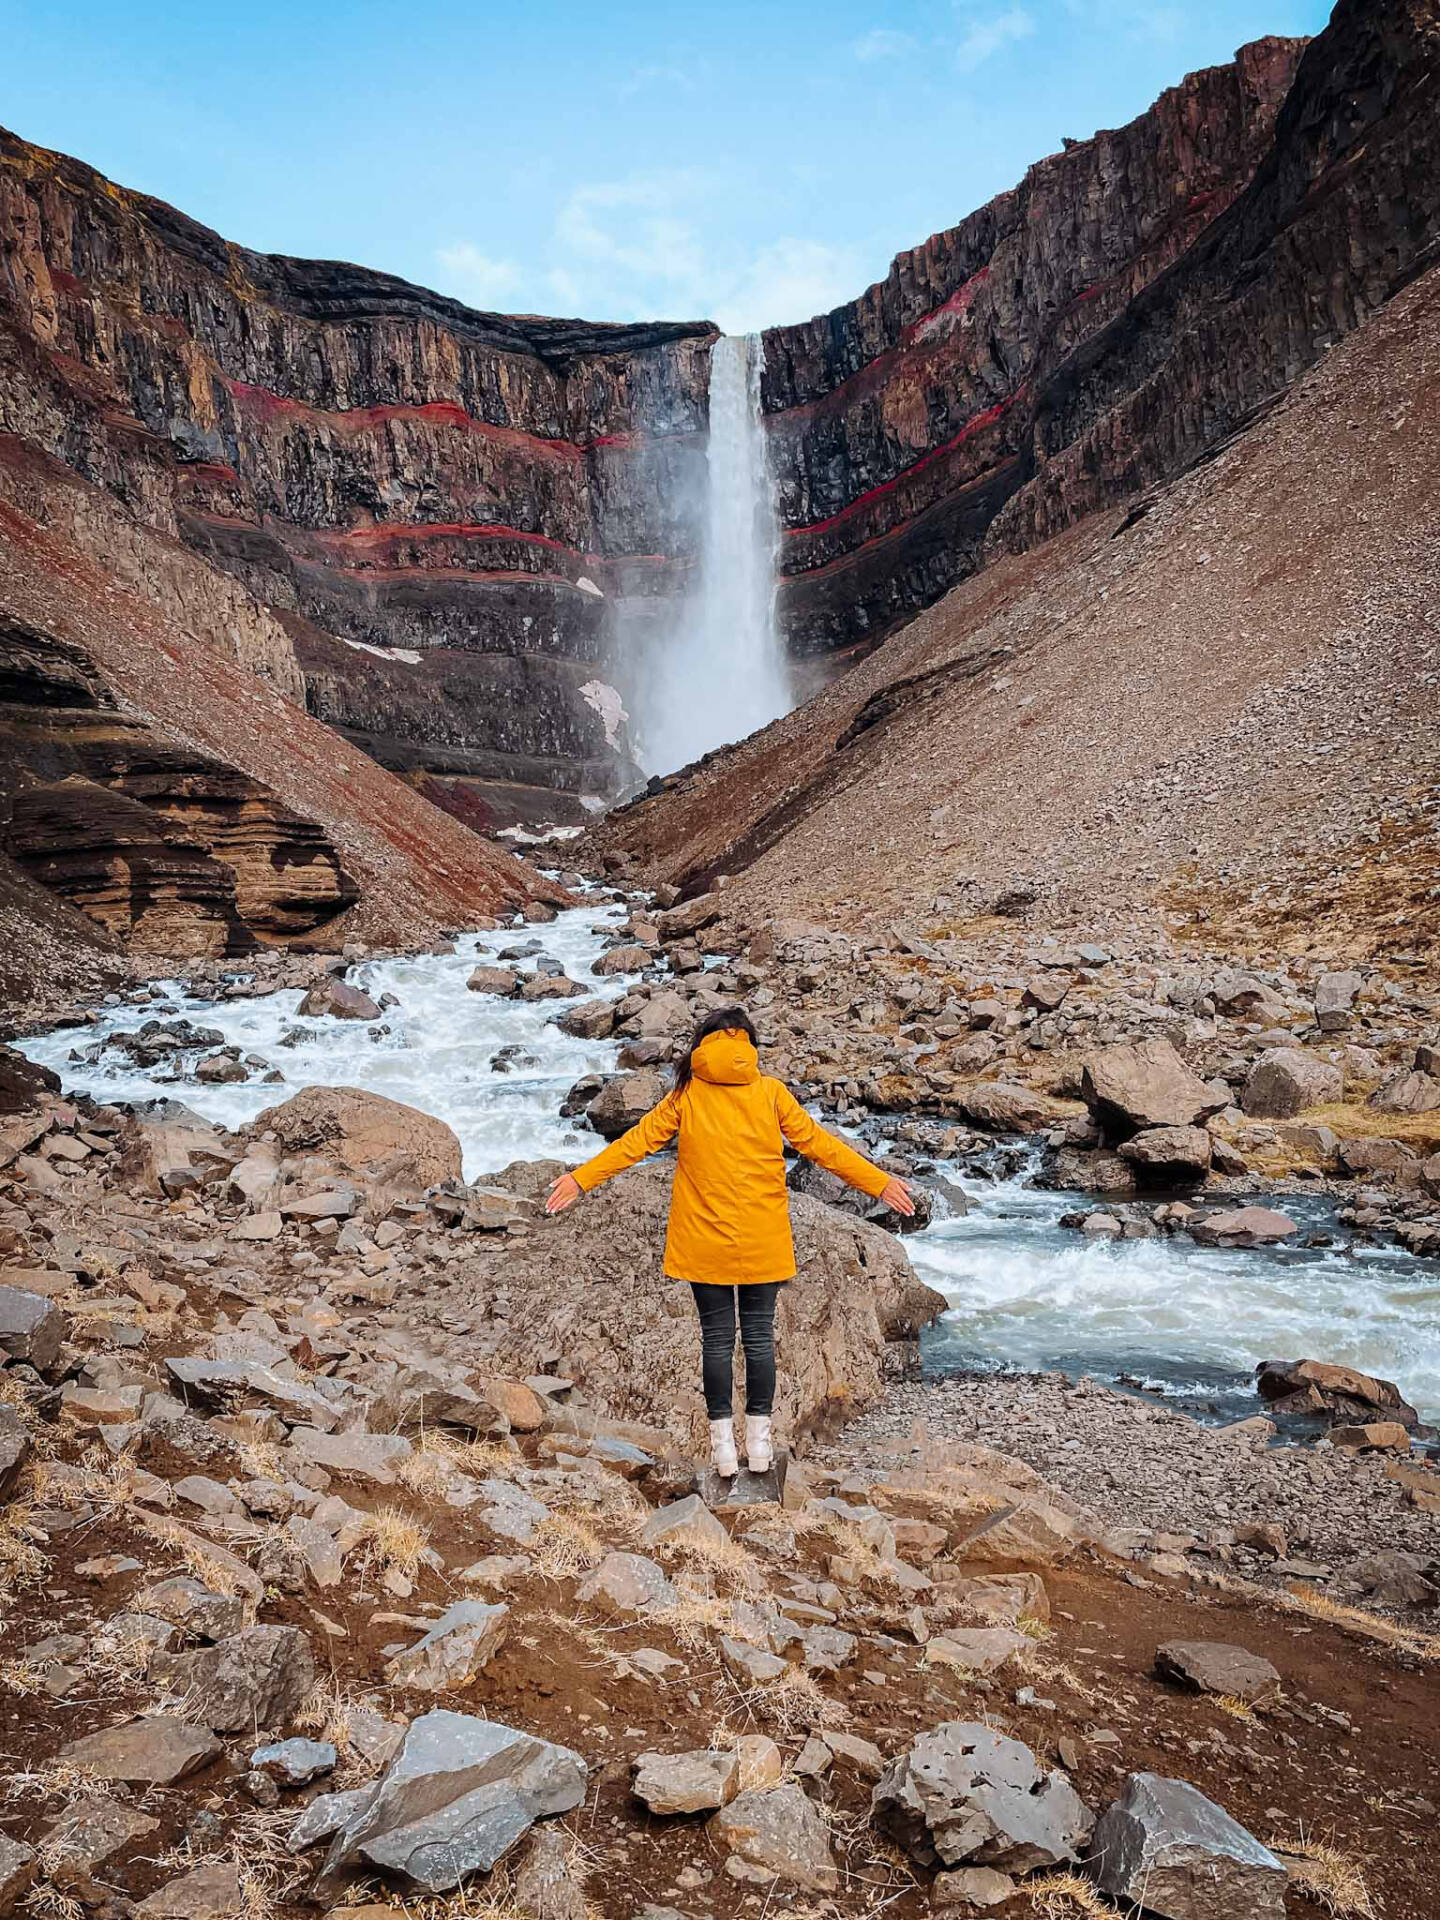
[17,901,1440,1424]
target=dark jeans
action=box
[690,1282,781,1418]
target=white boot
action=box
[709,1419,738,1479]
[745,1415,773,1474]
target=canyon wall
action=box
[0,137,714,817]
[2,0,1435,830]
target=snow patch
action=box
[580,679,628,750]
[342,638,423,665]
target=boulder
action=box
[1369,1069,1440,1115]
[521,973,586,1001]
[709,1784,838,1891]
[1314,971,1364,1032]
[383,1602,509,1691]
[1116,1126,1212,1182]
[287,1788,371,1854]
[252,1737,337,1786]
[924,1628,1028,1675]
[467,967,520,996]
[475,1158,942,1450]
[585,1070,671,1140]
[594,945,650,976]
[1255,1359,1417,1427]
[656,894,721,942]
[1328,1421,1411,1452]
[0,1285,68,1371]
[1189,1206,1296,1248]
[632,1748,739,1815]
[956,1083,1051,1134]
[1081,1040,1223,1138]
[556,1000,616,1040]
[1084,1773,1287,1917]
[0,1044,60,1115]
[1154,1641,1280,1704]
[1241,1049,1342,1119]
[788,1158,933,1233]
[576,1552,679,1616]
[251,1085,462,1190]
[151,1625,315,1734]
[58,1715,222,1785]
[297,978,382,1020]
[320,1709,587,1892]
[287,1427,413,1485]
[873,1723,1093,1871]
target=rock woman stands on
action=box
[546,1008,913,1478]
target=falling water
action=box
[639,334,791,773]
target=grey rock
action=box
[576,1552,679,1616]
[40,1794,159,1875]
[932,1866,1016,1908]
[151,1625,315,1734]
[251,1737,338,1785]
[1155,1641,1281,1704]
[511,1826,588,1920]
[1084,1773,1287,1917]
[137,1576,244,1643]
[709,1784,838,1891]
[1082,1041,1224,1136]
[0,1837,34,1917]
[0,1405,31,1500]
[1369,1069,1440,1116]
[383,1601,509,1692]
[586,1070,671,1140]
[0,1285,67,1371]
[321,1708,587,1891]
[287,1788,370,1853]
[872,1722,1093,1871]
[642,1492,728,1550]
[134,1862,245,1920]
[632,1748,740,1815]
[1314,970,1364,1032]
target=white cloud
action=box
[434,242,523,308]
[955,6,1035,71]
[852,27,918,62]
[554,177,707,291]
[712,239,863,335]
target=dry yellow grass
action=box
[656,1524,762,1597]
[530,1511,611,1580]
[1281,1584,1440,1662]
[751,1666,849,1737]
[1025,1871,1111,1917]
[1267,1833,1377,1919]
[0,1475,51,1597]
[1302,1099,1440,1153]
[1213,1693,1259,1725]
[350,1506,432,1584]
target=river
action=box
[16,899,1440,1425]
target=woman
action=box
[546,1008,914,1478]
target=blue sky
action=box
[5,0,1330,332]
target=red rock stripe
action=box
[783,386,1028,543]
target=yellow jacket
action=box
[571,1028,891,1285]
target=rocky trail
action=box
[0,872,1436,1920]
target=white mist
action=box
[639,333,791,774]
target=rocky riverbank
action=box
[1,1028,1438,1920]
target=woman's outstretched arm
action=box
[774,1084,915,1214]
[546,1090,683,1213]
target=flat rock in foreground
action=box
[873,1722,1093,1871]
[321,1708,587,1892]
[58,1716,222,1786]
[1084,1772,1288,1917]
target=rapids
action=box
[15,899,1440,1424]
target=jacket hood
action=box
[691,1028,760,1087]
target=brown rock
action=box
[710,1785,838,1891]
[1082,1040,1223,1136]
[58,1715,222,1785]
[252,1085,463,1190]
[1241,1049,1342,1119]
[297,978,382,1021]
[1155,1640,1280,1703]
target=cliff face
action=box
[763,0,1440,659]
[0,138,714,815]
[1,0,1436,818]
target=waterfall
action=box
[638,333,791,774]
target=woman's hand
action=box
[545,1173,583,1215]
[879,1176,917,1217]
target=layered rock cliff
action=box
[0,138,714,815]
[2,0,1436,828]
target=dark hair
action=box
[674,1007,759,1090]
